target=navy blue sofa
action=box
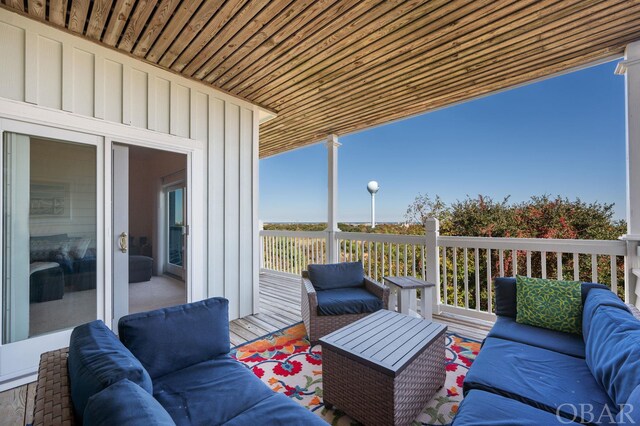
[68,298,327,425]
[453,277,640,426]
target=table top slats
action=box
[363,319,434,363]
[338,313,409,350]
[319,310,446,377]
[387,324,444,368]
[383,276,436,289]
[326,309,396,343]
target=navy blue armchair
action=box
[301,261,389,343]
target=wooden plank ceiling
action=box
[2,0,640,157]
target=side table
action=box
[384,276,435,321]
[320,309,447,426]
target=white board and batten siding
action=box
[0,8,265,322]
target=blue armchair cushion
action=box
[463,337,617,424]
[586,303,640,407]
[307,261,364,291]
[84,379,175,426]
[316,287,383,316]
[453,390,582,426]
[118,298,230,379]
[494,277,608,319]
[153,356,275,425]
[487,316,585,358]
[68,320,153,422]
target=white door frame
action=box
[104,138,201,321]
[0,98,207,390]
[0,118,104,389]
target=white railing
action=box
[260,230,327,275]
[438,236,626,321]
[259,226,628,321]
[336,232,427,282]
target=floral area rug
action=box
[230,322,481,425]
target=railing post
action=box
[326,134,340,264]
[258,220,264,270]
[425,218,440,314]
[617,41,640,306]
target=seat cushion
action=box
[153,356,276,425]
[119,298,230,379]
[487,316,585,358]
[582,289,629,339]
[516,276,582,335]
[222,391,327,425]
[316,287,382,316]
[586,303,640,407]
[452,390,582,425]
[84,379,175,426]
[307,261,364,291]
[68,320,153,422]
[463,337,616,425]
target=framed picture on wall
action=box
[30,181,71,218]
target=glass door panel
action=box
[166,185,185,278]
[3,133,97,343]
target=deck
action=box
[0,272,490,424]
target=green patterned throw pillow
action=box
[516,276,582,335]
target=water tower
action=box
[367,181,379,228]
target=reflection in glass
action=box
[168,188,184,267]
[3,134,97,343]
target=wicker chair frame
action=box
[301,270,389,344]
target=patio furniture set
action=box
[31,261,640,425]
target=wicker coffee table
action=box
[319,309,447,426]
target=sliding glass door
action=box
[165,184,185,279]
[2,132,98,344]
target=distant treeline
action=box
[264,194,626,241]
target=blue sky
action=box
[260,61,626,223]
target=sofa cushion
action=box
[68,320,153,422]
[307,261,364,291]
[452,390,582,426]
[586,304,640,407]
[617,385,640,425]
[316,287,382,316]
[494,277,518,318]
[118,298,230,379]
[582,289,629,339]
[516,276,582,334]
[153,356,276,425]
[222,391,327,425]
[84,379,175,426]
[494,277,608,319]
[463,337,616,425]
[487,316,585,358]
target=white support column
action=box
[617,41,640,306]
[425,217,441,314]
[326,134,340,263]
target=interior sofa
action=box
[452,277,640,426]
[30,233,96,299]
[34,298,327,425]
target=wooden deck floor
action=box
[0,272,491,424]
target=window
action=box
[3,133,97,343]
